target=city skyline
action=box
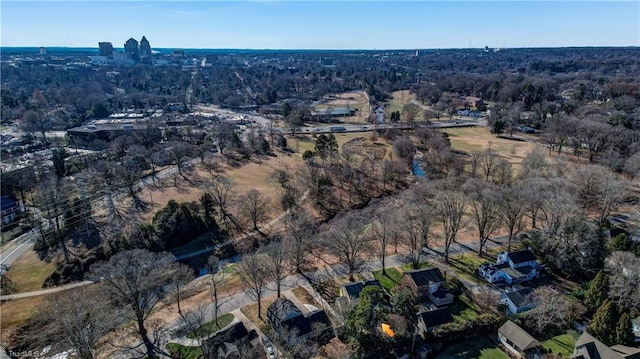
[1,1,639,49]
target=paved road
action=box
[0,230,35,267]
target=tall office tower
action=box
[98,42,114,57]
[124,38,139,61]
[139,36,151,58]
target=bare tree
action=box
[570,165,627,225]
[525,286,586,335]
[606,251,640,309]
[498,183,527,251]
[463,179,502,256]
[205,255,229,328]
[40,287,113,359]
[264,240,291,298]
[472,287,501,314]
[372,210,395,275]
[239,189,271,233]
[207,176,243,235]
[433,189,468,263]
[519,147,548,179]
[399,201,433,269]
[237,252,269,320]
[323,223,371,281]
[283,209,316,273]
[178,304,213,358]
[89,249,183,359]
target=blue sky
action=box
[1,1,639,49]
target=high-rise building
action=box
[139,36,151,58]
[99,42,113,57]
[124,38,139,61]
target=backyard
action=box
[437,335,509,359]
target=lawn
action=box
[372,267,403,292]
[450,295,481,323]
[4,250,56,292]
[385,90,418,119]
[240,296,276,333]
[541,331,579,358]
[166,343,201,359]
[292,286,321,308]
[400,261,432,272]
[438,335,509,359]
[186,312,234,339]
[447,253,486,284]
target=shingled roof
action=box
[404,268,445,287]
[504,287,535,308]
[498,320,541,352]
[507,249,537,264]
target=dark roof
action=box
[268,298,303,323]
[268,298,331,337]
[431,288,451,299]
[572,331,625,359]
[419,308,454,328]
[206,321,254,346]
[0,195,19,211]
[507,250,537,264]
[504,287,535,308]
[405,268,445,287]
[498,320,541,351]
[341,279,382,299]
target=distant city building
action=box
[99,42,114,57]
[139,36,151,58]
[124,38,139,61]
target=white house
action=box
[502,287,537,316]
[498,320,542,359]
[478,250,538,285]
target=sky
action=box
[1,1,639,49]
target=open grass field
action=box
[541,331,579,358]
[140,153,300,222]
[0,295,47,340]
[441,127,550,173]
[4,249,55,293]
[385,90,418,118]
[437,335,509,359]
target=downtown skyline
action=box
[1,1,639,50]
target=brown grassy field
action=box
[4,250,55,293]
[240,296,277,333]
[314,91,370,123]
[0,295,47,341]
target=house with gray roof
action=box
[416,307,454,337]
[497,320,542,359]
[339,279,382,304]
[502,287,537,315]
[478,249,538,285]
[571,331,640,359]
[266,298,333,343]
[402,268,453,306]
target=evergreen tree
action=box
[584,270,609,312]
[390,286,419,327]
[588,299,619,346]
[609,233,629,252]
[616,312,634,346]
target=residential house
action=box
[497,320,542,359]
[267,298,333,343]
[0,194,20,225]
[478,249,538,285]
[571,331,640,359]
[502,287,537,316]
[416,308,454,337]
[339,279,383,304]
[402,268,454,306]
[205,321,262,359]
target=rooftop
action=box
[404,268,445,287]
[341,279,382,300]
[498,320,541,352]
[506,249,537,264]
[419,308,454,328]
[503,287,535,308]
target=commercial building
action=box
[98,42,114,57]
